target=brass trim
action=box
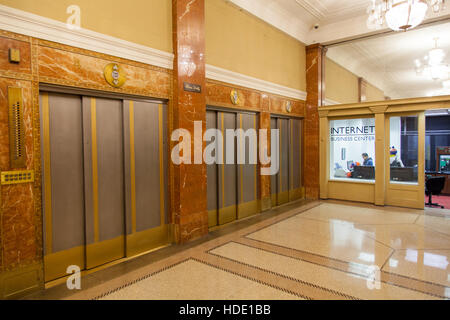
[290,119,293,191]
[44,246,84,282]
[218,205,237,225]
[253,114,257,201]
[271,192,277,207]
[208,209,218,228]
[277,190,290,205]
[239,114,244,203]
[42,92,53,254]
[237,200,260,220]
[1,170,34,185]
[0,262,43,299]
[159,104,165,225]
[278,119,283,196]
[289,187,304,202]
[8,87,27,168]
[221,113,225,209]
[90,98,99,243]
[126,225,170,258]
[86,235,125,269]
[129,101,137,233]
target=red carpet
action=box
[427,194,450,209]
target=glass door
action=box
[385,112,425,209]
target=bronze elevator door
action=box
[270,117,303,207]
[206,109,259,227]
[206,110,219,227]
[218,111,238,225]
[82,97,125,269]
[41,93,127,280]
[41,92,86,282]
[41,92,169,281]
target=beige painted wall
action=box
[325,58,359,104]
[205,0,306,92]
[366,82,385,102]
[0,0,173,53]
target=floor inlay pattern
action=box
[26,200,450,300]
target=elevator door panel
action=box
[41,92,85,282]
[123,100,169,256]
[83,97,125,269]
[270,118,278,206]
[278,118,290,205]
[237,113,259,219]
[218,112,237,225]
[206,111,218,227]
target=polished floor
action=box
[27,200,450,300]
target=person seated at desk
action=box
[362,153,373,166]
[389,146,404,167]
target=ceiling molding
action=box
[229,0,310,43]
[206,64,307,101]
[294,0,326,20]
[0,4,174,69]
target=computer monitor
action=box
[439,154,450,172]
[353,166,375,179]
[390,167,416,182]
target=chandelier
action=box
[367,0,446,31]
[415,38,449,81]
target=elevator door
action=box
[123,100,169,256]
[218,111,238,225]
[41,92,85,282]
[41,92,169,282]
[206,111,218,227]
[82,97,125,269]
[271,117,303,206]
[237,113,259,219]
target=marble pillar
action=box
[304,44,325,199]
[172,0,208,243]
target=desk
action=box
[426,172,450,195]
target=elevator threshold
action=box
[44,243,171,289]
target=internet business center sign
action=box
[329,118,375,166]
[330,118,375,142]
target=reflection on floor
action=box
[27,200,450,300]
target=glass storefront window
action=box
[389,116,419,183]
[329,118,375,182]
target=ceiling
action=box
[327,21,450,99]
[230,0,450,99]
[229,0,450,45]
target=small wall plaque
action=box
[104,63,126,88]
[9,48,20,63]
[183,82,201,93]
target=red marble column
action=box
[172,0,208,243]
[304,44,325,199]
